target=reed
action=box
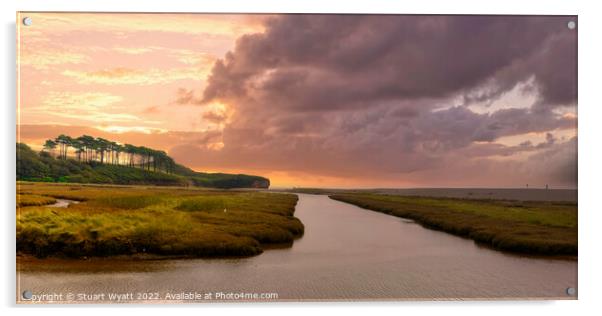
[16,182,303,258]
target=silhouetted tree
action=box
[43,139,57,157]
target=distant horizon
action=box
[273,186,578,190]
[17,126,578,189]
[17,13,577,188]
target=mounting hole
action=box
[22,17,32,26]
[566,287,576,296]
[567,21,576,30]
[22,290,33,300]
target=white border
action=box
[7,0,582,14]
[2,1,601,315]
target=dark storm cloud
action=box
[530,32,577,107]
[186,15,577,187]
[473,29,577,109]
[202,15,576,110]
[470,107,575,142]
[400,137,577,188]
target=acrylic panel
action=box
[16,12,578,303]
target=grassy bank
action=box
[330,193,577,256]
[17,194,57,207]
[17,182,303,258]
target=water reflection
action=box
[18,194,577,301]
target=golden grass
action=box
[16,182,303,258]
[17,194,57,207]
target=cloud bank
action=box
[20,14,577,188]
[186,15,577,187]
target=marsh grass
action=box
[330,193,577,256]
[92,195,165,210]
[17,194,57,207]
[16,182,302,258]
[176,196,226,212]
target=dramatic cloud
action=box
[190,15,578,187]
[202,15,576,111]
[18,14,578,187]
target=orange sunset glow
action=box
[17,13,577,188]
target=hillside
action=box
[17,143,269,189]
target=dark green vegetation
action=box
[17,182,303,258]
[43,134,178,174]
[17,140,269,189]
[330,193,577,256]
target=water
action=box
[17,194,577,302]
[47,199,80,208]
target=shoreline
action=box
[16,239,300,264]
[330,193,577,257]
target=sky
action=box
[17,13,577,188]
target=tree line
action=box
[43,134,176,174]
